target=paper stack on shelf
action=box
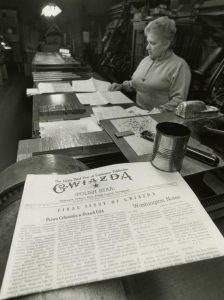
[32,71,81,82]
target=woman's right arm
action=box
[109,80,135,92]
[109,82,123,91]
[109,57,148,92]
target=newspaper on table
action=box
[72,77,111,92]
[1,162,224,299]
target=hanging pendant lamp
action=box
[41,3,62,17]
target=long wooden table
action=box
[32,52,91,73]
[2,62,224,298]
[1,156,224,300]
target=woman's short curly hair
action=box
[144,16,176,42]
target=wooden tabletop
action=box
[31,52,91,72]
[2,119,224,299]
[32,93,92,137]
[32,52,80,66]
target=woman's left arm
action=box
[159,62,191,112]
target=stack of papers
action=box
[37,82,73,94]
[76,91,133,106]
[72,77,111,92]
[101,91,133,104]
[92,106,131,122]
[77,92,108,105]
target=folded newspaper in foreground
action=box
[1,162,224,299]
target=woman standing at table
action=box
[109,16,191,112]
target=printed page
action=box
[92,106,130,122]
[93,78,111,91]
[101,91,133,104]
[1,162,224,300]
[111,115,158,135]
[38,82,73,93]
[76,91,108,106]
[72,78,96,92]
[111,115,158,156]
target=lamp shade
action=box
[41,3,62,17]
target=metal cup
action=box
[151,122,191,172]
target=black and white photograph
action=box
[1,1,224,299]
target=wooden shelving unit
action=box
[130,20,147,74]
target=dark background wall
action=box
[0,0,120,59]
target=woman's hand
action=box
[108,83,122,91]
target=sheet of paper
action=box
[39,118,102,139]
[92,106,130,122]
[101,91,132,104]
[93,79,111,91]
[111,115,158,135]
[149,107,162,114]
[72,78,96,92]
[26,88,40,96]
[126,106,150,116]
[76,91,108,106]
[38,82,73,93]
[110,115,157,157]
[72,78,111,92]
[1,162,224,300]
[124,135,154,156]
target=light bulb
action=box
[41,3,62,17]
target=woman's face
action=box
[146,31,170,60]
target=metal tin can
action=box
[151,122,191,172]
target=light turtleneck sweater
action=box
[125,51,191,111]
